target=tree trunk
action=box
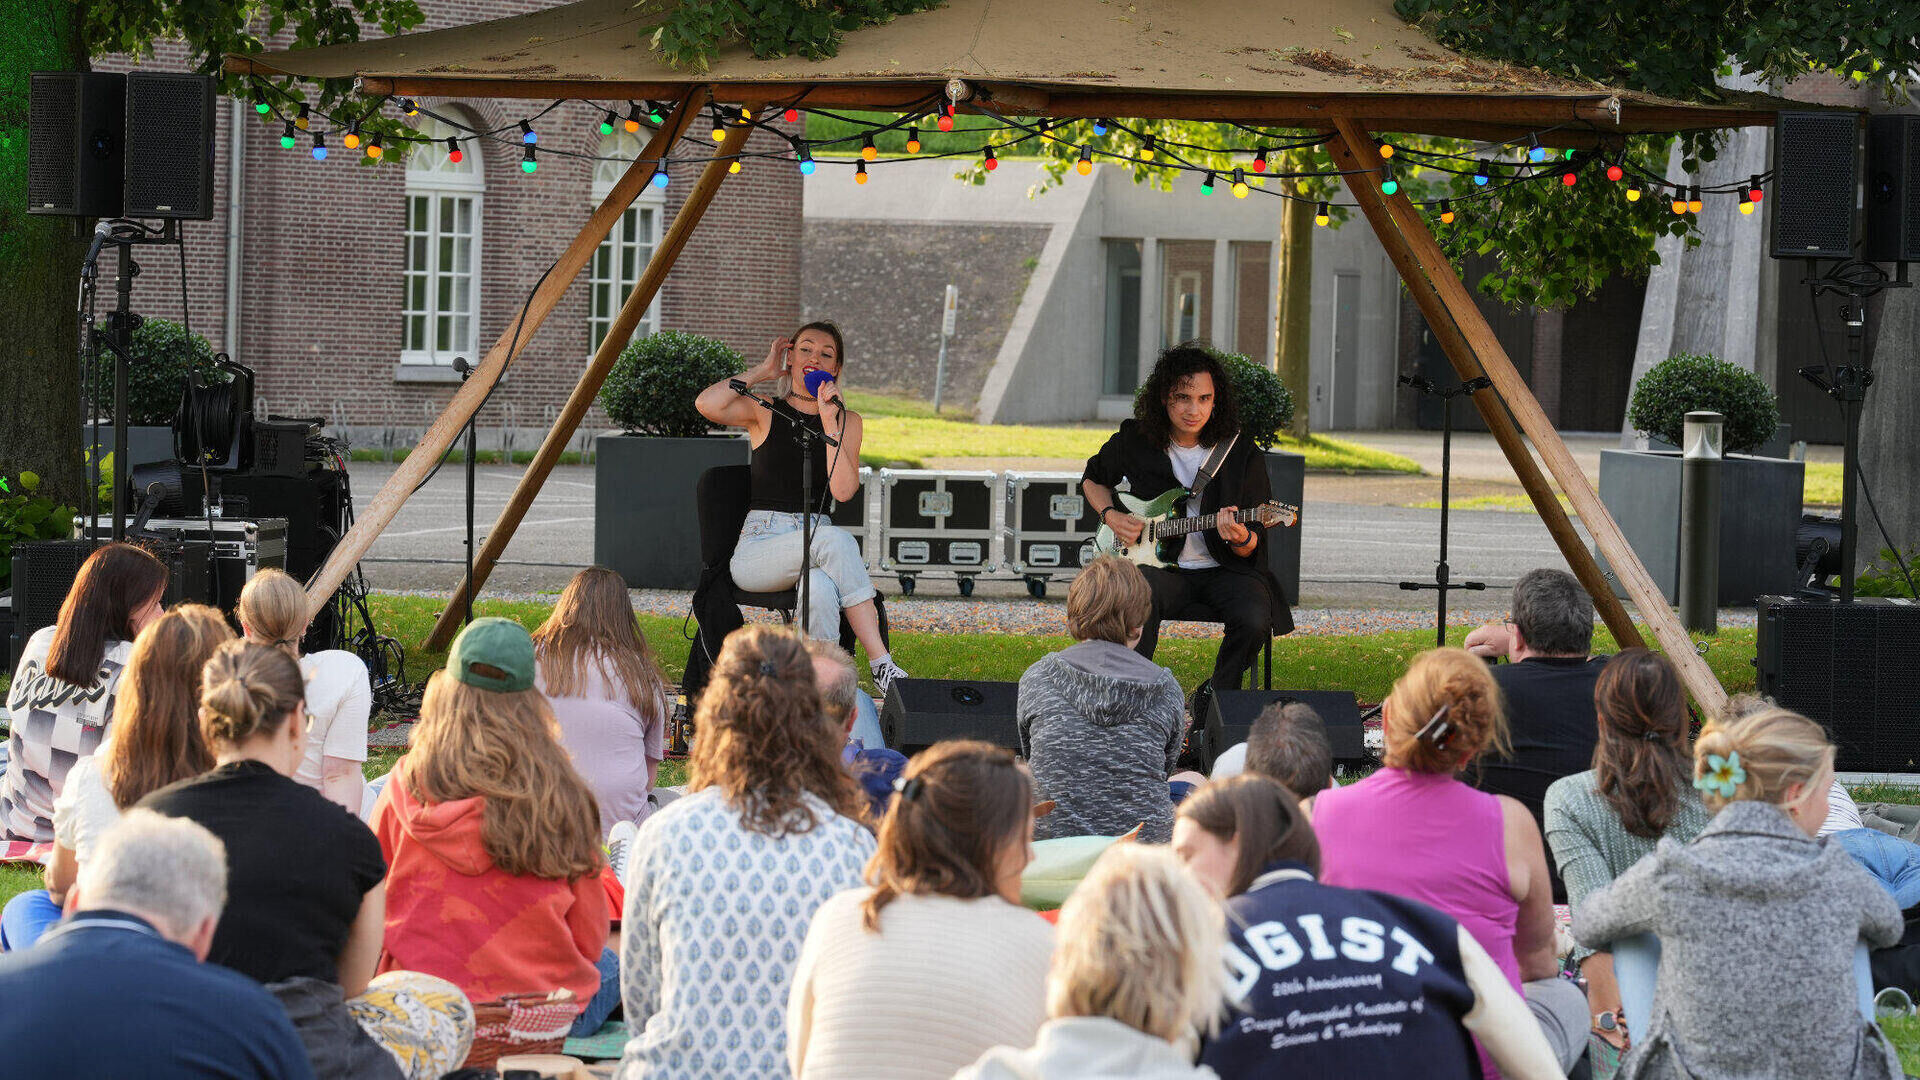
[1276,181,1314,438]
[1,4,89,506]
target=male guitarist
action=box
[1081,344,1294,691]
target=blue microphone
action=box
[802,368,837,400]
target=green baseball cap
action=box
[446,617,536,692]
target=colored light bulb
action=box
[280,122,296,149]
[1672,196,1688,214]
[1749,174,1764,202]
[600,111,616,136]
[294,103,311,131]
[625,104,642,133]
[905,127,921,154]
[1314,201,1330,227]
[1140,134,1156,162]
[402,98,419,117]
[1439,200,1454,224]
[1688,186,1703,213]
[784,107,800,123]
[446,137,462,164]
[343,125,360,150]
[1474,159,1491,186]
[367,136,383,159]
[521,146,538,173]
[861,135,876,162]
[651,168,668,189]
[1606,163,1624,182]
[1231,168,1249,198]
[1561,169,1577,186]
[1625,184,1642,202]
[648,106,664,125]
[1093,118,1109,135]
[1739,193,1755,215]
[1528,139,1545,163]
[1200,171,1215,195]
[519,120,536,145]
[1380,164,1397,196]
[728,160,742,174]
[1077,146,1093,176]
[1253,150,1269,173]
[983,146,997,171]
[1378,142,1395,159]
[310,134,327,160]
[855,161,868,185]
[253,92,269,116]
[798,145,815,174]
[937,108,954,132]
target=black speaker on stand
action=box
[1866,114,1920,264]
[123,72,216,221]
[26,72,125,218]
[1770,111,1860,259]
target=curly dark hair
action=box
[1134,343,1240,450]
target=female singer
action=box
[695,322,907,695]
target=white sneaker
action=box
[606,819,638,884]
[870,657,910,699]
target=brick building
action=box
[101,4,801,450]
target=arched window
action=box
[402,116,484,367]
[587,131,666,354]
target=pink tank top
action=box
[1314,767,1521,990]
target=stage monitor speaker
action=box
[123,72,216,220]
[881,679,1020,755]
[27,72,125,218]
[1771,111,1859,260]
[1203,689,1367,778]
[8,540,94,671]
[1757,595,1920,771]
[1866,114,1920,264]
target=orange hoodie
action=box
[371,774,608,1006]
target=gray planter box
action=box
[83,424,176,470]
[1596,449,1804,606]
[595,433,748,590]
[1263,451,1305,606]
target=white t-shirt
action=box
[1165,441,1220,570]
[295,651,372,792]
[52,752,120,863]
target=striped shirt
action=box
[1819,779,1865,838]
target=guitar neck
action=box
[1150,506,1255,541]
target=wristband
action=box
[1098,506,1115,522]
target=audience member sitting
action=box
[239,569,371,813]
[1,604,230,951]
[1575,707,1903,1079]
[1464,568,1611,903]
[618,625,875,1079]
[1207,701,1334,815]
[534,566,673,835]
[142,639,473,1080]
[3,541,167,842]
[1543,648,1709,1076]
[807,638,907,820]
[1019,556,1185,843]
[1175,775,1562,1079]
[373,617,617,1040]
[958,843,1224,1079]
[0,809,316,1079]
[789,740,1053,1079]
[1313,647,1584,1077]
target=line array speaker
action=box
[1770,111,1859,260]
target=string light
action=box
[784,106,800,123]
[983,145,998,171]
[648,105,663,125]
[310,133,326,160]
[711,113,728,141]
[521,145,538,173]
[1315,202,1331,227]
[1231,167,1249,198]
[294,103,311,131]
[367,136,383,160]
[1528,136,1546,163]
[519,120,537,145]
[1378,142,1395,160]
[280,122,296,150]
[446,137,463,164]
[1077,145,1093,176]
[1253,149,1269,173]
[402,99,419,117]
[855,161,868,185]
[1748,174,1764,202]
[1625,182,1642,202]
[1688,185,1703,214]
[1473,159,1491,186]
[1671,190,1688,215]
[1140,134,1156,162]
[1564,148,1577,161]
[1092,118,1109,135]
[1439,199,1455,224]
[798,145,816,174]
[1606,162,1625,182]
[861,135,877,161]
[1200,171,1216,195]
[739,107,753,123]
[625,104,642,133]
[729,160,742,174]
[343,124,361,150]
[937,106,955,132]
[600,111,617,136]
[1380,163,1397,196]
[253,90,269,116]
[1561,163,1578,186]
[1739,190,1755,215]
[651,167,668,189]
[905,127,921,154]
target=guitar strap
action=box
[1187,432,1239,503]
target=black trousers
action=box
[1134,565,1272,690]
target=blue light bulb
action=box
[650,169,669,189]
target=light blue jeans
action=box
[850,693,886,750]
[730,511,874,642]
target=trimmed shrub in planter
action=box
[598,331,745,436]
[89,319,227,426]
[1220,351,1295,450]
[595,333,750,589]
[1627,353,1779,454]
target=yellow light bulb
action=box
[712,126,727,142]
[1625,187,1641,202]
[1232,181,1249,198]
[728,160,742,174]
[1315,213,1329,227]
[1141,147,1155,162]
[1739,200,1755,215]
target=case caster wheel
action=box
[899,576,917,596]
[1026,578,1048,600]
[958,576,976,598]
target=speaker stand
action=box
[81,219,181,544]
[1398,372,1490,647]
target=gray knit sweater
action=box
[1574,799,1904,1080]
[1017,640,1184,844]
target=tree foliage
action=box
[651,0,943,71]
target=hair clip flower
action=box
[1694,751,1746,798]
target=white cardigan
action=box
[788,888,1055,1080]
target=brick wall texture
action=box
[96,2,800,448]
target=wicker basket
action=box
[461,989,579,1070]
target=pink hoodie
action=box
[371,774,608,1005]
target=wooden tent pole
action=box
[424,118,755,650]
[301,88,706,622]
[1330,119,1725,714]
[1324,125,1641,651]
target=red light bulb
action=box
[1606,163,1624,182]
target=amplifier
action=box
[79,516,286,613]
[1202,689,1367,777]
[826,465,875,566]
[881,678,1021,755]
[1001,471,1100,596]
[1757,595,1920,771]
[878,469,998,594]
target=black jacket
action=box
[1082,419,1293,635]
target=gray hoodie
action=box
[956,1016,1218,1080]
[1017,640,1184,844]
[1574,799,1904,1080]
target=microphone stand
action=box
[454,357,477,628]
[1398,372,1490,647]
[729,379,839,636]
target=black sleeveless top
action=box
[748,398,832,514]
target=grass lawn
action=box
[1414,463,1844,514]
[1805,461,1842,506]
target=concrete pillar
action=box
[1138,237,1160,386]
[1210,239,1232,350]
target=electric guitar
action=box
[1094,490,1300,570]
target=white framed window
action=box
[588,131,666,355]
[402,117,484,367]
